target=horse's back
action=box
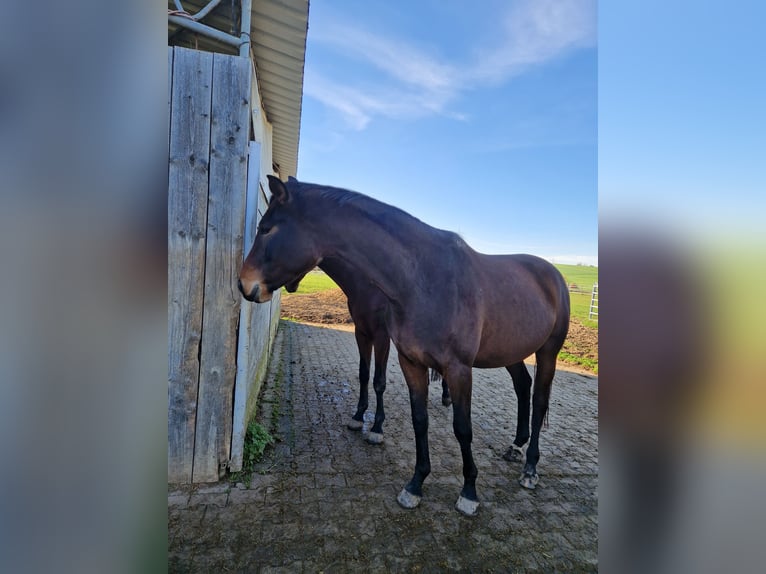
[477,253,567,299]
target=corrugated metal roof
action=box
[168,1,308,178]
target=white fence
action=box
[588,283,599,321]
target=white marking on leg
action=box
[519,472,540,490]
[347,418,363,430]
[366,431,384,444]
[397,488,421,509]
[455,495,480,516]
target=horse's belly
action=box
[473,320,550,368]
[472,347,533,369]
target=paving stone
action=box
[169,321,598,572]
[167,493,189,508]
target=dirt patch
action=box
[281,288,352,325]
[281,288,598,373]
[562,317,599,362]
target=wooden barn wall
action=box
[169,45,279,483]
[230,142,282,472]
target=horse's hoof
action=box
[347,418,363,431]
[442,396,452,407]
[397,488,421,509]
[503,445,525,463]
[455,495,480,516]
[519,472,539,490]
[366,431,384,445]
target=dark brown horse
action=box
[239,176,570,516]
[286,256,452,445]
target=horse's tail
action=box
[531,363,553,430]
[429,368,442,383]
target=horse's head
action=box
[238,176,321,302]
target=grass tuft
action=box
[230,421,274,487]
[558,351,598,374]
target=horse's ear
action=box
[267,175,290,204]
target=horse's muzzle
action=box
[238,278,272,303]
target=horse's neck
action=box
[318,257,363,299]
[316,207,420,305]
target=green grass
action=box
[559,351,599,374]
[554,264,598,327]
[570,292,599,328]
[288,264,596,293]
[282,270,339,294]
[553,263,598,293]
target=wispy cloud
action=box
[303,68,455,131]
[473,0,597,82]
[305,0,595,131]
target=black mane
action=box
[292,180,468,249]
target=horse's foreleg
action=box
[396,353,430,509]
[366,334,390,444]
[447,364,479,516]
[348,330,372,431]
[503,361,532,463]
[521,349,557,489]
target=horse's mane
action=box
[293,180,468,248]
[304,182,416,221]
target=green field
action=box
[569,292,598,328]
[553,264,598,292]
[553,264,598,327]
[284,270,339,294]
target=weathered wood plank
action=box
[168,47,214,483]
[167,47,172,156]
[193,53,252,481]
[230,141,262,471]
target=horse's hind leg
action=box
[366,333,390,444]
[348,330,372,431]
[503,361,532,463]
[520,343,560,489]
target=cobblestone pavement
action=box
[169,321,598,572]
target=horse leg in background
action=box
[348,330,372,431]
[503,361,532,463]
[441,378,452,407]
[429,369,452,406]
[446,363,480,516]
[365,333,390,445]
[520,341,561,489]
[396,353,431,510]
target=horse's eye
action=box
[259,225,272,235]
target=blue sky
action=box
[295,0,598,265]
[599,1,766,239]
